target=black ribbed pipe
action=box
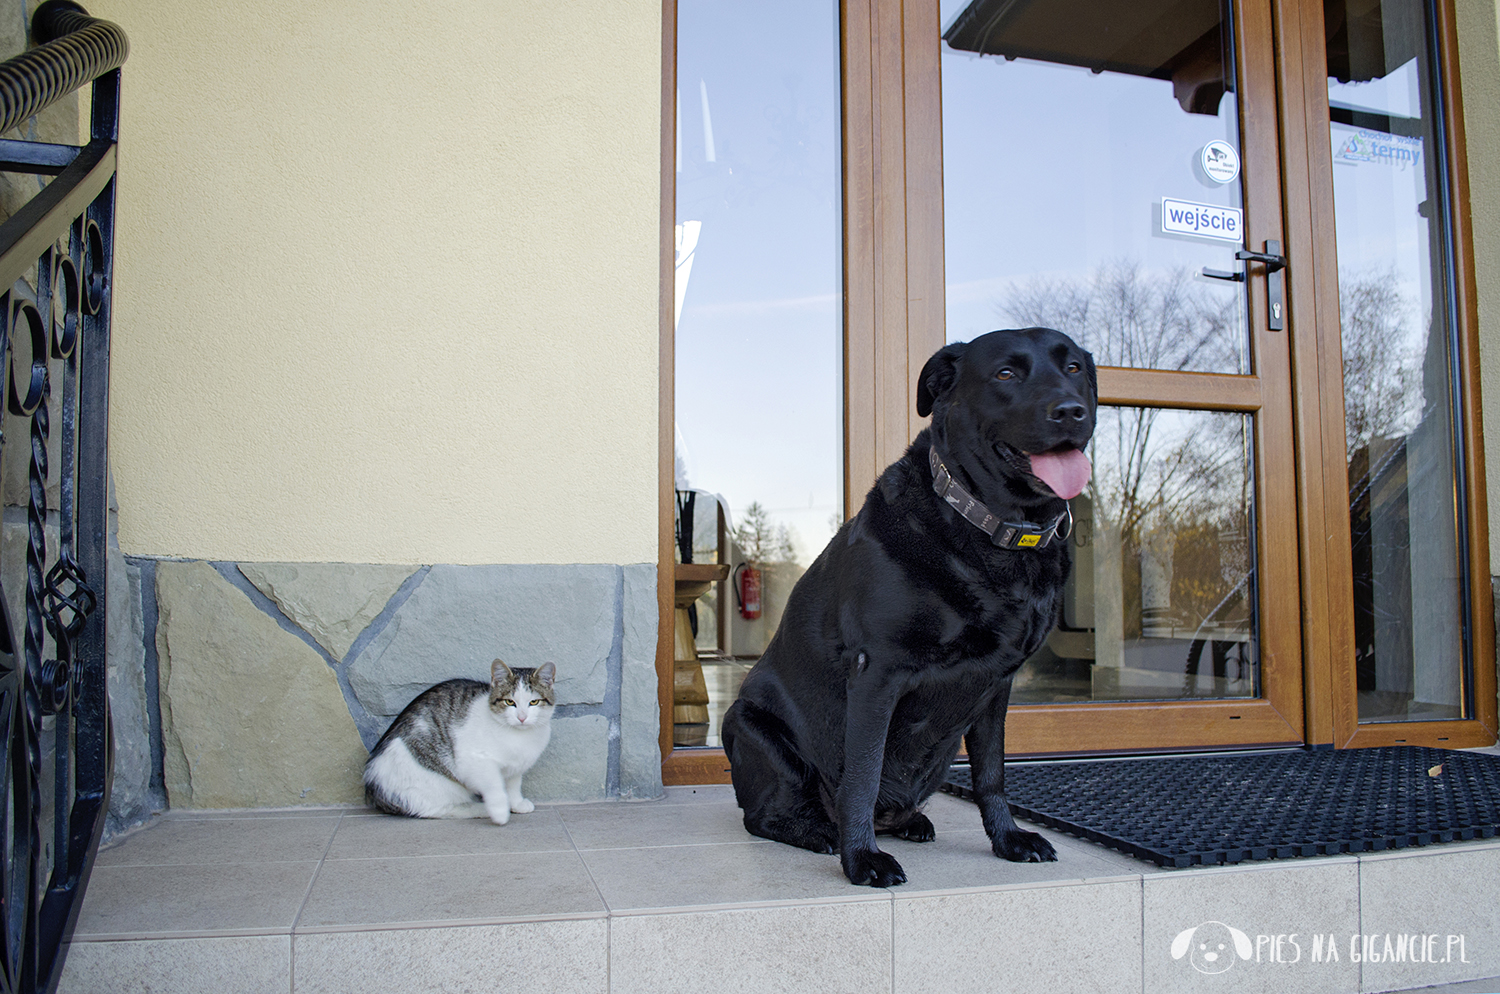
[0,1,128,137]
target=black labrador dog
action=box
[721,327,1096,887]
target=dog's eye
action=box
[1065,361,1082,374]
[996,368,1015,381]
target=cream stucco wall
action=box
[1457,0,1500,575]
[89,0,662,564]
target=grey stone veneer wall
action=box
[105,557,662,834]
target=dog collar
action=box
[928,447,1072,550]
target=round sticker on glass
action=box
[1201,141,1240,184]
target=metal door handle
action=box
[1199,240,1288,330]
[1241,240,1287,330]
[1235,248,1288,273]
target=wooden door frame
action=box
[1278,0,1497,749]
[657,0,944,785]
[657,0,734,785]
[901,0,1309,755]
[657,0,1497,786]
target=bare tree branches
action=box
[1003,260,1243,373]
[996,263,1254,639]
[1339,268,1422,460]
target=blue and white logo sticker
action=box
[1201,140,1241,184]
[1162,197,1243,242]
[1335,128,1422,169]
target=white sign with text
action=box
[1162,197,1243,242]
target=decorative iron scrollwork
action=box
[0,3,125,991]
[42,554,96,716]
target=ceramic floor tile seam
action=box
[1382,976,1500,994]
[90,857,340,869]
[891,871,1150,901]
[156,810,356,821]
[289,911,612,936]
[908,824,1170,874]
[1138,874,1146,994]
[1353,838,1500,862]
[317,848,581,861]
[598,892,896,918]
[67,926,298,942]
[73,899,883,940]
[557,803,614,919]
[93,813,347,865]
[1359,849,1367,994]
[568,838,775,853]
[1135,853,1365,879]
[313,849,584,867]
[290,811,346,933]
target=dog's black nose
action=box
[1048,400,1088,423]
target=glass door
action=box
[935,0,1306,752]
[658,0,1495,782]
[1317,0,1495,746]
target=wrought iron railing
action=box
[0,2,125,991]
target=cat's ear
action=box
[490,658,514,685]
[534,662,556,689]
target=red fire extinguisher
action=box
[734,562,762,620]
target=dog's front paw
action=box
[843,847,907,887]
[993,829,1057,862]
[892,813,936,843]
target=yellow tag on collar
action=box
[1016,534,1041,548]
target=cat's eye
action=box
[499,698,515,707]
[531,699,545,706]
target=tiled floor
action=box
[58,786,1500,994]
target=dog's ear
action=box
[1170,927,1197,961]
[1227,925,1253,960]
[1083,349,1098,406]
[916,342,968,417]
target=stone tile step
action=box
[58,788,1500,994]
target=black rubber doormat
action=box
[941,746,1500,868]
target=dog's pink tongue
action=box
[1028,449,1091,500]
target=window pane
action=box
[673,0,842,747]
[1326,0,1468,723]
[941,0,1252,373]
[1013,408,1259,704]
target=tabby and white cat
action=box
[363,659,556,824]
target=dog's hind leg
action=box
[722,700,839,854]
[887,811,936,842]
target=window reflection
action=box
[673,0,842,747]
[941,0,1251,374]
[1014,408,1258,704]
[1326,0,1468,723]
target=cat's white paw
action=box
[486,805,511,825]
[510,797,535,814]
